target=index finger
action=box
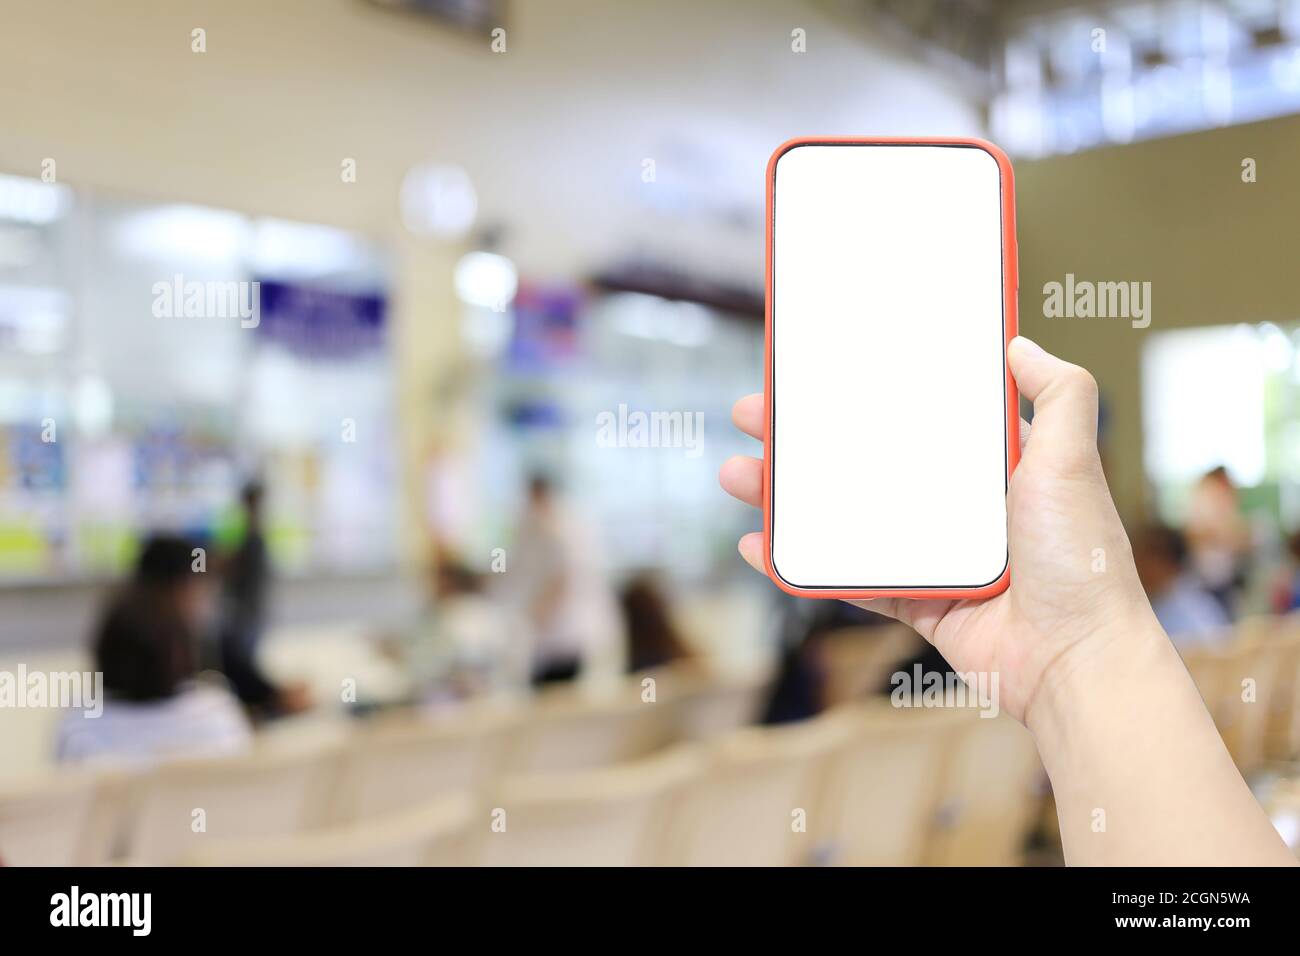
[731,394,764,441]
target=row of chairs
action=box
[0,665,765,865]
[1,695,1042,866]
[1181,617,1300,774]
[202,703,1041,867]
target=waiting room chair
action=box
[505,686,675,773]
[1265,629,1300,762]
[663,714,850,866]
[477,744,702,866]
[328,705,516,822]
[653,666,768,741]
[817,703,962,866]
[921,711,1042,866]
[0,770,100,866]
[181,793,475,866]
[819,624,924,708]
[124,743,340,864]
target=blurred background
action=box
[2,0,1300,866]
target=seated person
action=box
[1270,529,1300,613]
[1133,524,1230,650]
[56,535,252,767]
[384,555,529,705]
[618,571,694,674]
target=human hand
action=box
[720,335,1161,726]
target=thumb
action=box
[1008,336,1100,468]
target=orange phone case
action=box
[762,136,1020,601]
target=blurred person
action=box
[217,480,312,719]
[56,535,252,766]
[1185,465,1250,617]
[507,473,622,685]
[619,571,694,673]
[720,336,1294,866]
[1269,529,1300,613]
[391,553,529,701]
[1133,524,1230,650]
[759,596,827,724]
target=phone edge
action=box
[761,135,1021,601]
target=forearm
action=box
[1027,615,1295,866]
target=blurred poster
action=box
[507,281,581,370]
[255,280,387,360]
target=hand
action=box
[722,335,1295,864]
[275,680,314,716]
[720,335,1159,726]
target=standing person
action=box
[508,473,622,685]
[217,480,311,718]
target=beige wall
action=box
[1,0,1293,530]
[1015,114,1300,523]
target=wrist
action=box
[1024,605,1175,753]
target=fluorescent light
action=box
[454,251,517,310]
[608,292,713,348]
[113,204,249,264]
[250,217,369,278]
[0,173,71,225]
[401,164,477,238]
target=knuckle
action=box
[1061,364,1098,399]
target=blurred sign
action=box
[507,281,581,369]
[255,280,386,360]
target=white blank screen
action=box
[770,143,1008,590]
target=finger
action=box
[737,532,764,572]
[731,394,764,442]
[848,598,950,643]
[1019,416,1030,452]
[1007,336,1099,465]
[719,455,763,508]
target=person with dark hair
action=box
[619,571,693,673]
[56,534,251,766]
[216,481,312,718]
[1133,524,1230,649]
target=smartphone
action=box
[763,137,1019,600]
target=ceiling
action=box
[0,0,984,286]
